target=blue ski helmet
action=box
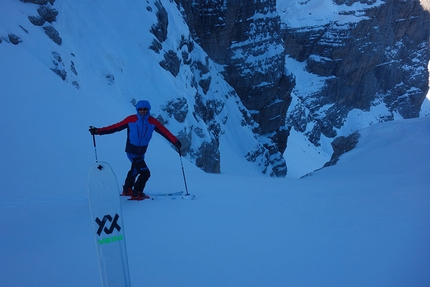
[135,100,151,112]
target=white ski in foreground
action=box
[88,161,131,287]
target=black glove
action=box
[89,126,98,135]
[174,140,182,149]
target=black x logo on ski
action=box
[95,213,121,236]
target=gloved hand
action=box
[174,140,182,149]
[89,126,98,135]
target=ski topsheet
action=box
[88,161,131,287]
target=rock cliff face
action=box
[176,0,430,174]
[283,0,430,147]
[175,0,295,176]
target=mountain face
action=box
[176,0,430,175]
[3,0,430,177]
[175,0,295,177]
[282,0,430,148]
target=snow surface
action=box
[1,1,430,286]
[277,0,386,28]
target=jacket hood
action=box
[135,100,151,113]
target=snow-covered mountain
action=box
[1,0,430,178]
[1,0,276,176]
[280,0,430,175]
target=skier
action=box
[89,100,182,200]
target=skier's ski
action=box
[147,191,184,197]
[121,191,195,200]
[88,161,131,287]
[147,191,195,200]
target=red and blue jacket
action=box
[97,100,178,155]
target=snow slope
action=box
[0,0,268,177]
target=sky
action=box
[1,0,430,286]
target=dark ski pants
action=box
[124,153,151,195]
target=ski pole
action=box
[92,133,99,162]
[178,149,189,196]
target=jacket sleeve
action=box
[149,116,178,144]
[97,115,137,135]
